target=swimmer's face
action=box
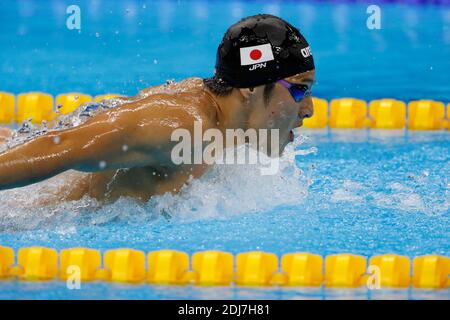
[245,70,315,155]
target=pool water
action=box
[0,130,449,299]
[0,0,449,299]
[1,0,449,101]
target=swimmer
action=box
[0,14,315,203]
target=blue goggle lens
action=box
[289,85,311,102]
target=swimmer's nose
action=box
[299,97,314,119]
[301,109,313,119]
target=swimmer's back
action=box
[54,78,218,203]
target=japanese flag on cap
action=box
[239,43,275,66]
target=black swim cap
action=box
[214,14,315,88]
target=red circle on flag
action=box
[250,49,262,60]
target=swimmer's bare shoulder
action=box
[0,77,218,193]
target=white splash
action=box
[148,141,310,222]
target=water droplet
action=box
[122,144,129,152]
[99,161,107,169]
[95,32,100,38]
[153,59,158,64]
[53,136,61,144]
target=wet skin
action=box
[0,70,315,203]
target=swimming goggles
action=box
[276,79,312,102]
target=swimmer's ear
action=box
[238,88,255,100]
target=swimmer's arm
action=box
[0,114,131,190]
[0,115,141,190]
[0,103,208,190]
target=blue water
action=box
[0,0,449,101]
[0,0,449,299]
[1,130,449,299]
